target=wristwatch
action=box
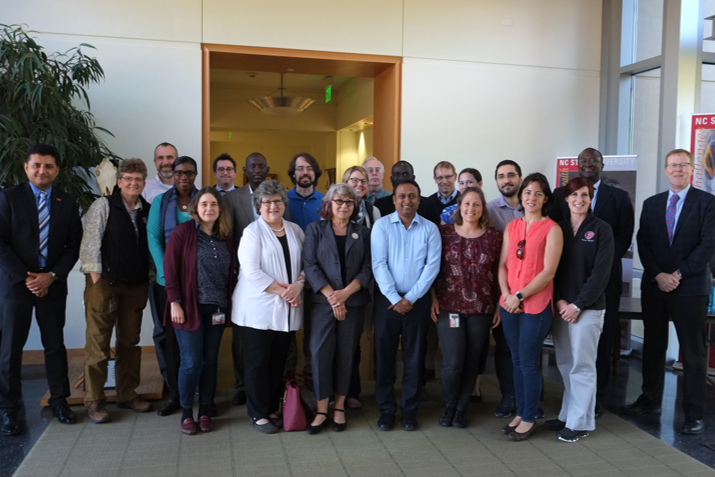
[573,304,581,313]
[515,291,524,302]
[299,278,306,284]
[49,271,58,281]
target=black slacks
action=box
[242,326,292,419]
[595,290,621,401]
[0,293,70,410]
[640,285,707,420]
[150,283,180,402]
[231,323,245,392]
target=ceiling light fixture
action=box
[248,73,315,118]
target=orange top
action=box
[500,217,557,314]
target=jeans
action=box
[174,304,226,409]
[435,311,492,411]
[500,303,552,424]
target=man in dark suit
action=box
[0,144,83,435]
[374,161,440,226]
[549,148,634,417]
[621,149,715,434]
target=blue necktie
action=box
[666,194,679,244]
[38,191,49,267]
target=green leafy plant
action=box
[0,24,119,212]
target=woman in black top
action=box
[548,177,614,442]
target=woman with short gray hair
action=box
[232,179,306,434]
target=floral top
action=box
[435,224,502,314]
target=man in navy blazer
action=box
[0,145,83,435]
[549,148,634,417]
[621,149,715,435]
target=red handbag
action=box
[282,375,312,432]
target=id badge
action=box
[449,313,460,328]
[212,313,226,325]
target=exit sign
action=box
[325,85,332,103]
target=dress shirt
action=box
[215,184,236,196]
[437,188,458,205]
[142,175,173,204]
[590,180,601,211]
[371,212,441,305]
[287,188,325,231]
[666,184,690,233]
[248,184,259,221]
[486,195,524,233]
[366,188,390,204]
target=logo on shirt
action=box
[584,231,595,240]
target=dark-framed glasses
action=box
[173,170,197,178]
[261,199,283,207]
[333,199,355,208]
[516,240,526,260]
[348,177,368,185]
[216,167,235,173]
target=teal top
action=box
[147,192,192,286]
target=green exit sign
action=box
[325,85,332,103]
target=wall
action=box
[2,0,602,350]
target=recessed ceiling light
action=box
[286,68,295,72]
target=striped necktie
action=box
[38,191,49,267]
[666,193,679,244]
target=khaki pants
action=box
[83,275,149,406]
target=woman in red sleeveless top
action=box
[497,173,563,441]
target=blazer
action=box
[163,221,236,331]
[302,220,372,307]
[0,182,82,298]
[637,186,715,297]
[373,194,441,226]
[231,218,305,332]
[550,182,634,295]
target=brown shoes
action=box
[117,397,152,413]
[87,401,111,424]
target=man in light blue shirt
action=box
[371,180,441,432]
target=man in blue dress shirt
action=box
[371,180,441,432]
[286,152,324,231]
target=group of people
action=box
[0,143,712,444]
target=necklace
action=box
[181,205,187,210]
[270,224,285,232]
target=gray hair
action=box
[117,158,148,180]
[362,157,384,171]
[252,179,289,212]
[325,182,357,203]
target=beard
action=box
[159,168,174,179]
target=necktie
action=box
[220,190,226,197]
[666,193,679,244]
[38,191,49,267]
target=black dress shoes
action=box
[594,402,603,420]
[452,410,467,428]
[439,407,455,427]
[1,411,19,436]
[402,414,418,431]
[52,402,76,424]
[681,418,704,435]
[620,400,661,416]
[377,413,395,431]
[232,390,247,406]
[157,400,181,417]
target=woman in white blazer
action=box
[231,179,306,434]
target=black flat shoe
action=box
[268,415,283,429]
[500,423,516,435]
[508,422,537,441]
[332,409,346,432]
[157,400,181,417]
[306,412,330,435]
[1,411,19,436]
[52,401,76,424]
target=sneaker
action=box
[87,401,111,424]
[494,398,516,418]
[117,397,152,413]
[557,427,589,442]
[545,418,566,431]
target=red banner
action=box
[691,113,715,192]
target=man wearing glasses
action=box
[623,149,715,435]
[213,153,237,196]
[142,142,177,204]
[362,157,390,204]
[429,161,459,215]
[548,148,634,419]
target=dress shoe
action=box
[232,390,247,406]
[439,407,455,427]
[545,418,566,431]
[252,417,279,434]
[52,401,76,424]
[594,402,603,420]
[1,411,19,436]
[620,400,661,416]
[332,409,347,432]
[452,410,467,428]
[268,415,283,429]
[306,412,330,435]
[87,401,111,424]
[157,400,181,417]
[377,413,395,431]
[402,414,418,431]
[181,418,197,435]
[508,422,537,441]
[198,415,213,432]
[681,418,704,435]
[469,390,482,404]
[494,398,515,418]
[500,423,516,435]
[346,398,362,409]
[117,397,152,413]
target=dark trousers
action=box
[231,323,245,392]
[242,326,292,419]
[310,302,364,400]
[0,293,70,411]
[493,322,515,400]
[374,292,430,416]
[347,344,362,399]
[595,290,621,401]
[149,283,180,402]
[436,311,492,410]
[640,287,707,419]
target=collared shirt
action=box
[437,188,459,205]
[366,188,390,204]
[287,188,325,231]
[667,184,690,233]
[142,174,173,204]
[590,179,601,211]
[80,196,143,273]
[196,224,231,308]
[248,184,259,221]
[486,195,524,233]
[371,212,441,305]
[215,184,236,196]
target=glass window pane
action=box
[701,64,715,111]
[705,0,715,53]
[635,0,663,62]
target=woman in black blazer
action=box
[302,183,372,434]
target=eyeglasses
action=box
[366,167,384,174]
[261,199,283,207]
[666,162,692,170]
[496,172,520,180]
[348,178,368,185]
[516,240,526,260]
[333,199,355,208]
[120,176,145,183]
[216,167,235,173]
[295,166,314,173]
[434,174,455,181]
[173,170,197,178]
[578,158,601,165]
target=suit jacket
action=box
[373,194,440,226]
[549,182,634,295]
[0,182,82,298]
[637,186,715,297]
[302,220,373,307]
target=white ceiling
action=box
[210,69,352,94]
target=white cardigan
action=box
[231,218,305,332]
